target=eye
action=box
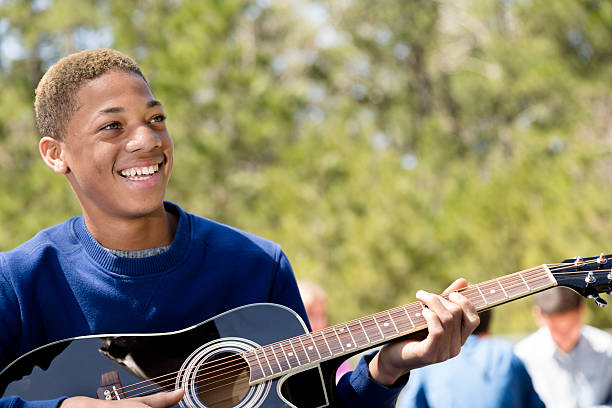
[100,121,121,131]
[150,114,166,123]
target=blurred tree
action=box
[1,0,611,333]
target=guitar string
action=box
[116,264,586,399]
[115,263,587,399]
[115,268,548,398]
[113,264,584,399]
[120,266,573,399]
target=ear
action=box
[39,136,69,174]
[532,306,545,327]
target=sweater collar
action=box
[72,201,191,277]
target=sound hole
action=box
[196,351,250,408]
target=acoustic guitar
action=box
[2,253,611,408]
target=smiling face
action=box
[51,70,173,224]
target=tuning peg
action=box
[598,253,608,266]
[585,271,596,284]
[594,296,608,308]
[575,256,584,268]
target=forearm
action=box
[0,396,65,408]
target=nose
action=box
[125,124,162,153]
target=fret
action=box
[393,308,413,332]
[289,341,302,365]
[349,320,368,346]
[387,311,400,333]
[480,280,506,305]
[358,319,371,343]
[361,315,384,342]
[297,337,311,363]
[305,333,322,360]
[496,278,508,298]
[461,287,486,309]
[402,306,415,332]
[518,272,531,290]
[346,324,360,347]
[404,306,424,328]
[374,312,397,338]
[330,327,345,353]
[499,274,526,297]
[412,304,427,328]
[476,285,488,305]
[270,345,287,372]
[281,341,299,368]
[278,341,290,369]
[403,306,415,329]
[256,348,273,377]
[312,331,333,358]
[264,346,281,374]
[336,325,355,351]
[246,351,265,380]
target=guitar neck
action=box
[245,264,556,383]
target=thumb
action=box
[139,389,184,407]
[442,278,468,295]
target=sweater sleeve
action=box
[0,258,66,408]
[336,351,409,408]
[0,256,21,374]
[511,354,545,408]
[266,250,311,331]
[0,397,65,408]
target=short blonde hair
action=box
[34,48,146,140]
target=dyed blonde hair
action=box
[34,48,146,140]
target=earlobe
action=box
[39,137,69,174]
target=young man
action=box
[515,287,612,408]
[0,49,479,408]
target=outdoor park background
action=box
[1,0,611,334]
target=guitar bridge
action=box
[96,370,124,400]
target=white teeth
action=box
[120,163,161,179]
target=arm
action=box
[0,258,184,408]
[269,251,479,407]
[59,390,184,407]
[336,279,478,407]
[369,279,479,386]
[511,355,545,408]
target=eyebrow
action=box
[98,100,162,114]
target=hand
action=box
[369,278,479,386]
[60,389,184,407]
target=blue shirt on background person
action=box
[398,310,544,408]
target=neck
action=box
[83,205,178,250]
[246,264,558,383]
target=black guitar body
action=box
[1,304,339,408]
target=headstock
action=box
[551,253,612,307]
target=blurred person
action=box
[297,280,352,383]
[515,287,612,408]
[398,309,544,408]
[0,48,480,408]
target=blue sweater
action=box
[0,202,404,407]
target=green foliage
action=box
[1,0,612,333]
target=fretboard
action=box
[244,264,556,383]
